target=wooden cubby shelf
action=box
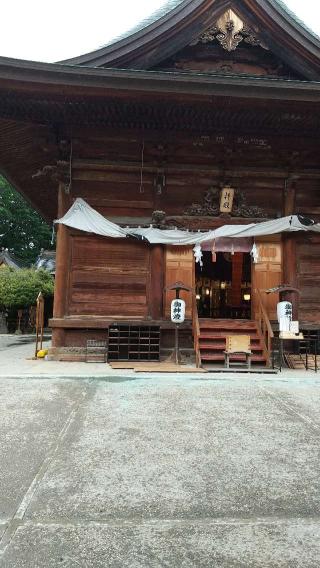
[107,325,161,361]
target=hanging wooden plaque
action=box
[220,186,235,213]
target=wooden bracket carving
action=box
[192,9,267,52]
[151,210,167,227]
[185,187,220,216]
[184,186,268,218]
[33,160,71,193]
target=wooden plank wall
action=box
[252,240,282,321]
[70,130,320,225]
[71,131,296,221]
[297,235,320,323]
[64,129,320,324]
[68,235,150,318]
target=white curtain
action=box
[56,198,127,238]
[55,198,320,244]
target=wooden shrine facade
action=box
[1,0,320,359]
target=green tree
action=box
[0,176,53,264]
[0,268,54,310]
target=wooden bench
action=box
[224,335,252,370]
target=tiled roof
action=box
[271,0,320,40]
[102,0,185,47]
[0,250,24,269]
[102,0,319,49]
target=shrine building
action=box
[1,0,320,366]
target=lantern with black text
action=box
[171,299,186,324]
[277,301,292,332]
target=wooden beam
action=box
[72,159,320,180]
[282,182,298,319]
[230,253,244,307]
[52,184,71,348]
[69,127,320,150]
[49,316,192,329]
[2,59,320,101]
[150,245,165,320]
[83,198,153,209]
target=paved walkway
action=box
[0,334,128,379]
[1,335,320,566]
[0,333,316,381]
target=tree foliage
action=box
[0,176,53,264]
[0,268,54,310]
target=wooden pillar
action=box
[283,183,298,319]
[230,252,243,307]
[150,244,164,320]
[52,184,71,347]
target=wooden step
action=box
[200,353,267,363]
[200,325,258,332]
[197,318,268,367]
[200,319,254,322]
[199,332,261,339]
[200,327,258,333]
[199,318,255,325]
[200,336,261,344]
[199,319,257,325]
[199,343,263,352]
[199,336,262,343]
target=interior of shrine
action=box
[195,251,252,319]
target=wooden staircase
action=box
[198,319,268,367]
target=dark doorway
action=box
[195,251,252,319]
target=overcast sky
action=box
[0,0,318,62]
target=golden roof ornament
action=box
[192,9,268,52]
[216,9,244,52]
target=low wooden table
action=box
[224,335,252,370]
[224,350,252,370]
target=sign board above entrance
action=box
[220,187,235,213]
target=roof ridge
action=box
[96,0,187,51]
[59,0,320,79]
[99,0,320,50]
[271,0,320,41]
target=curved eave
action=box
[58,0,320,80]
[59,0,199,67]
[1,56,320,102]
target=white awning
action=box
[55,198,128,238]
[55,198,320,244]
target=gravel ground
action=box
[0,368,320,566]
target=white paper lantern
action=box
[277,301,292,331]
[171,299,186,323]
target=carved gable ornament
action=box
[191,9,268,52]
[184,186,267,218]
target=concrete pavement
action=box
[0,360,320,565]
[0,333,316,381]
[0,334,121,379]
